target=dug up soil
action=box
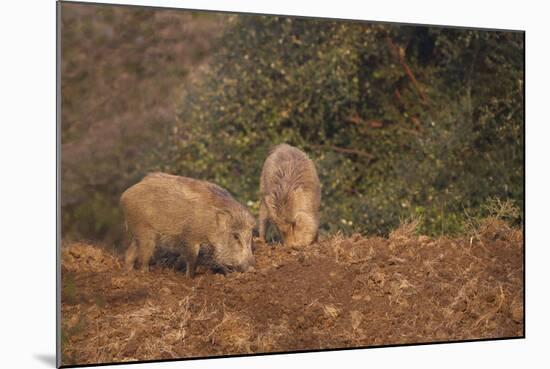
[60,219,523,366]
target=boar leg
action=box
[259,200,268,242]
[185,243,200,279]
[174,254,187,272]
[124,240,138,271]
[137,233,156,272]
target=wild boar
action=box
[259,144,321,247]
[120,172,256,278]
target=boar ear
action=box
[216,210,232,227]
[294,212,309,227]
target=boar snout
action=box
[239,254,256,272]
[247,255,256,269]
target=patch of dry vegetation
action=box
[61,3,227,242]
[62,242,122,273]
[61,219,523,366]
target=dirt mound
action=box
[62,243,122,273]
[60,223,523,366]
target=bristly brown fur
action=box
[259,144,321,247]
[121,173,255,276]
[144,172,254,228]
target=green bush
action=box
[168,16,524,236]
[61,9,523,241]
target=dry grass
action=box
[60,219,523,366]
[389,215,422,241]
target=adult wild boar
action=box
[120,173,256,278]
[259,144,321,247]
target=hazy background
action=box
[60,3,524,247]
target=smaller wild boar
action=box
[120,173,255,278]
[259,144,321,247]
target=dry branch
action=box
[385,37,429,105]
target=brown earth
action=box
[60,219,524,366]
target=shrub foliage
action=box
[167,16,524,236]
[62,9,524,241]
